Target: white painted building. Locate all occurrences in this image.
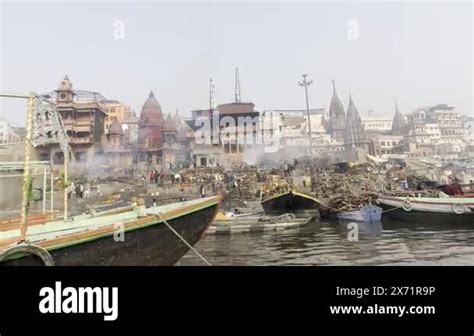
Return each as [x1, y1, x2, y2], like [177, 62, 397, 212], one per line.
[0, 117, 21, 144]
[407, 123, 441, 144]
[362, 118, 393, 133]
[372, 134, 404, 155]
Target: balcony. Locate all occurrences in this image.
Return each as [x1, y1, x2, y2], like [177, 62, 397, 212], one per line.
[70, 137, 92, 144]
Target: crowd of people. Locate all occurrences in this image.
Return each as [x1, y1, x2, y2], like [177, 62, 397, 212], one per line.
[67, 181, 91, 200]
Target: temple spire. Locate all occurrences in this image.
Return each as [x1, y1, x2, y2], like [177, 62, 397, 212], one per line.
[344, 95, 366, 145]
[326, 80, 346, 142]
[391, 101, 407, 135]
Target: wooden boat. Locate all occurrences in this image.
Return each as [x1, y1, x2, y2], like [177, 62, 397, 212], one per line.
[261, 190, 320, 218]
[210, 211, 310, 234]
[376, 195, 474, 224]
[438, 183, 474, 197]
[0, 196, 221, 266]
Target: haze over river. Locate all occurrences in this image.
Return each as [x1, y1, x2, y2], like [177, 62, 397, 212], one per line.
[179, 219, 474, 266]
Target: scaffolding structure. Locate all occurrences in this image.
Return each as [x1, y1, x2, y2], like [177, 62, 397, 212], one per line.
[0, 161, 54, 214]
[0, 93, 70, 242]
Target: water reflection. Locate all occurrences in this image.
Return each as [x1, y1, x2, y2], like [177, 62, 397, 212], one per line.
[179, 218, 474, 266]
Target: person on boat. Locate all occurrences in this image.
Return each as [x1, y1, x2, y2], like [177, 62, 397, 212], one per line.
[200, 184, 206, 198]
[397, 167, 408, 190]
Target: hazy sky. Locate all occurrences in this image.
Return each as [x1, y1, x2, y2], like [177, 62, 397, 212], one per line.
[0, 1, 472, 126]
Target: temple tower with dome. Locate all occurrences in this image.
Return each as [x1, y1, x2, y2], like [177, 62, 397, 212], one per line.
[138, 91, 164, 147]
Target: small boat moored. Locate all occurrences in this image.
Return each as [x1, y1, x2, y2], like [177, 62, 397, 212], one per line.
[209, 211, 310, 235]
[376, 195, 474, 224]
[335, 204, 383, 223]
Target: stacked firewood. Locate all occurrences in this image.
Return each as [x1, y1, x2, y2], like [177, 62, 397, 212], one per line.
[260, 175, 293, 199]
[230, 172, 261, 201]
[311, 172, 386, 198]
[325, 192, 379, 212]
[311, 172, 387, 212]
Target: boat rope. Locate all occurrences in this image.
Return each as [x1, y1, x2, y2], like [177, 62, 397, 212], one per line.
[381, 205, 403, 213]
[155, 212, 212, 266]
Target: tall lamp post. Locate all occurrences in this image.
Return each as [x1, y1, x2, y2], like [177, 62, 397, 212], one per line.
[298, 74, 313, 157]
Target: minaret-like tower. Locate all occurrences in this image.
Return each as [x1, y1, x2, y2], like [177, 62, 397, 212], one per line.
[56, 75, 75, 104]
[234, 67, 241, 103]
[209, 78, 216, 109]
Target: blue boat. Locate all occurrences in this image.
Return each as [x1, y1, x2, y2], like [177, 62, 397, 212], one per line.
[336, 204, 383, 223]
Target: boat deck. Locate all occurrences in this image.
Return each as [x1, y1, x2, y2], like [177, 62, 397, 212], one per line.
[0, 197, 219, 250]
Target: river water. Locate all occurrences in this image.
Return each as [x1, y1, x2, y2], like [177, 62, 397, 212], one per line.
[179, 219, 474, 266]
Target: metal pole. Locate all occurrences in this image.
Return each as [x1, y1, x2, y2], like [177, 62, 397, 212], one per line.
[42, 165, 46, 214]
[0, 93, 30, 99]
[299, 74, 313, 157]
[50, 170, 54, 213]
[19, 94, 35, 241]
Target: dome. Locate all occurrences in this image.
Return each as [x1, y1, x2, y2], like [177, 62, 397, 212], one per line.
[140, 91, 164, 126]
[109, 120, 124, 135]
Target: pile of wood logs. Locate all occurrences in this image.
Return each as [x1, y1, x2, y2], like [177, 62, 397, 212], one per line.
[311, 172, 386, 211]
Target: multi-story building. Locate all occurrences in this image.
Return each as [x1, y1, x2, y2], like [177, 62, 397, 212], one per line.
[260, 108, 327, 157]
[362, 118, 393, 134]
[429, 104, 464, 144]
[188, 100, 260, 167]
[372, 135, 404, 156]
[406, 123, 441, 144]
[99, 100, 132, 134]
[36, 75, 107, 166]
[0, 117, 21, 144]
[464, 117, 474, 144]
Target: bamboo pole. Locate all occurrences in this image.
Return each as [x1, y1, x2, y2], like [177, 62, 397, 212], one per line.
[42, 165, 46, 214]
[64, 149, 68, 220]
[50, 170, 54, 213]
[19, 94, 35, 241]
